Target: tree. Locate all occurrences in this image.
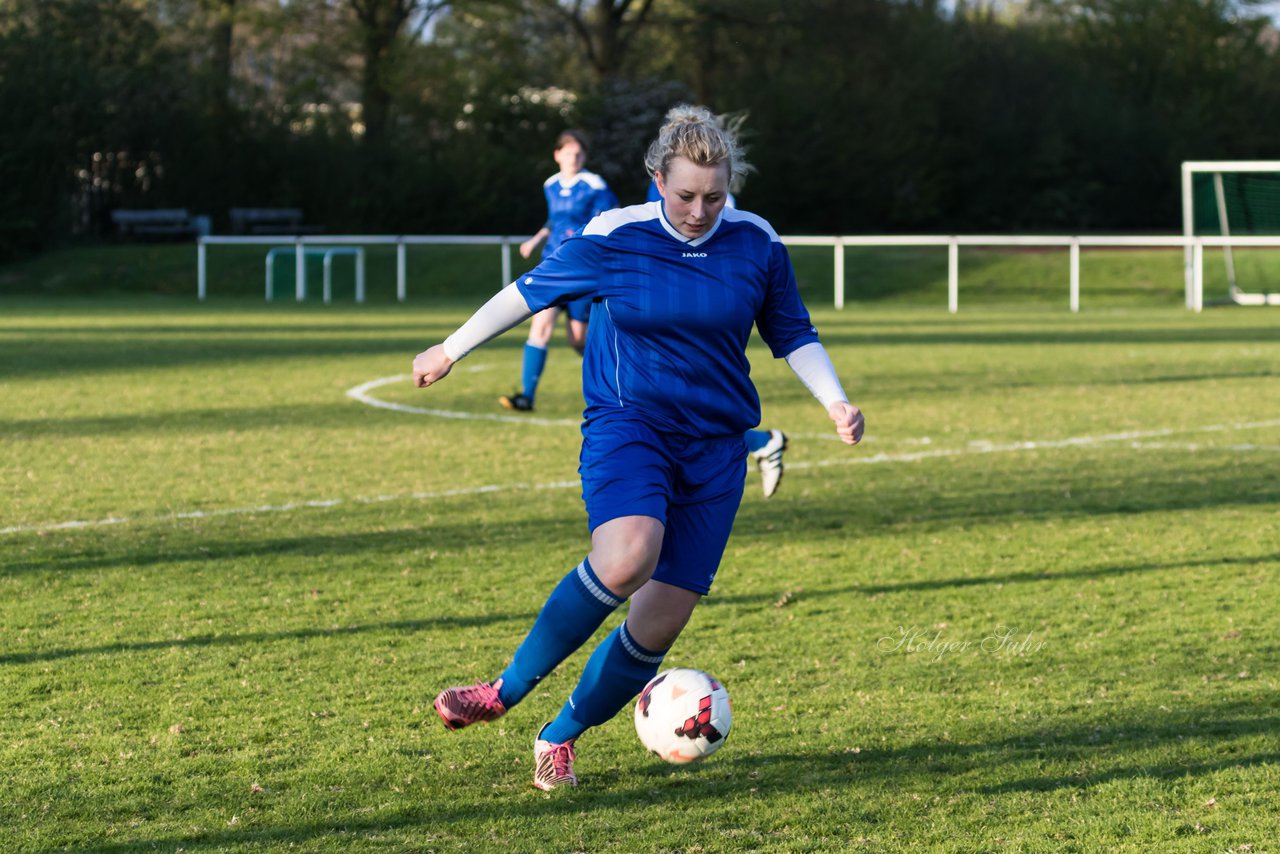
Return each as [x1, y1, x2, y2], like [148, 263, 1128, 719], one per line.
[204, 0, 237, 117]
[348, 0, 449, 144]
[0, 0, 206, 255]
[531, 0, 658, 81]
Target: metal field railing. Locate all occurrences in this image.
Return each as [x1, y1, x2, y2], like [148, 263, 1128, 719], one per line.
[198, 233, 1280, 311]
[198, 235, 519, 305]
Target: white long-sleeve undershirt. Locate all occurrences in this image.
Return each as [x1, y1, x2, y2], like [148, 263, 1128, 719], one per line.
[784, 341, 849, 410]
[441, 283, 534, 362]
[441, 285, 850, 412]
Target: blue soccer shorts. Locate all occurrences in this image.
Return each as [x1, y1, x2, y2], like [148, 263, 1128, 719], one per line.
[579, 416, 747, 595]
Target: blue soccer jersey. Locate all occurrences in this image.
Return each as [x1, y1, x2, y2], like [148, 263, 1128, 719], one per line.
[542, 170, 618, 256]
[515, 202, 819, 437]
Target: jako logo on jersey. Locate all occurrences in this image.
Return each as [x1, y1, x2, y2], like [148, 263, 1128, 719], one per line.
[682, 252, 708, 258]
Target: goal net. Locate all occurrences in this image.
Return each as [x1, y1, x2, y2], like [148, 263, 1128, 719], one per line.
[1182, 161, 1280, 306]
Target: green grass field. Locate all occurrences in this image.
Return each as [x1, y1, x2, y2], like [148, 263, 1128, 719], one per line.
[2, 258, 1279, 851]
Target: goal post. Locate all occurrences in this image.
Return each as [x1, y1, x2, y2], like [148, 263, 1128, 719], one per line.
[1181, 161, 1280, 306]
[196, 235, 519, 302]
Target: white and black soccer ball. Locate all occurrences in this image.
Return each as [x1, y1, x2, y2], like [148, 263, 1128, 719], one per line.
[634, 668, 732, 763]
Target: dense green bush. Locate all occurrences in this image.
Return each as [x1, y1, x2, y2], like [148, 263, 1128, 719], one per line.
[2, 0, 1278, 263]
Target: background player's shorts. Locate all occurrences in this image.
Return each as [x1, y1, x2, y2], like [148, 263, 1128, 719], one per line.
[565, 295, 593, 324]
[579, 416, 746, 595]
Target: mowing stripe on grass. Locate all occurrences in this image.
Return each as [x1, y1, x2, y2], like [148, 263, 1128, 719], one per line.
[3, 420, 1277, 537]
[0, 481, 580, 537]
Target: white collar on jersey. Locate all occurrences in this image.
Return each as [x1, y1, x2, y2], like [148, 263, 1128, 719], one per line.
[551, 170, 603, 189]
[655, 200, 724, 247]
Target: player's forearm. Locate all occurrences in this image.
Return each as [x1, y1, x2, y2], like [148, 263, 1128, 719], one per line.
[442, 284, 535, 361]
[784, 341, 849, 409]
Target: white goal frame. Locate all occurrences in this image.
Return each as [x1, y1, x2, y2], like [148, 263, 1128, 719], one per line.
[1181, 160, 1280, 306]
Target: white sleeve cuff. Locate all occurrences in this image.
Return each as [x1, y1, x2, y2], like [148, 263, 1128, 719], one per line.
[442, 284, 535, 362]
[784, 341, 849, 410]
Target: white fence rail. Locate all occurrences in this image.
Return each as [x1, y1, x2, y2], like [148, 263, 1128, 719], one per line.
[198, 235, 517, 305]
[198, 234, 1280, 312]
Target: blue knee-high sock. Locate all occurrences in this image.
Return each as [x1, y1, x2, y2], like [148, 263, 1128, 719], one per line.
[521, 343, 549, 402]
[540, 621, 667, 744]
[744, 428, 769, 454]
[496, 558, 622, 709]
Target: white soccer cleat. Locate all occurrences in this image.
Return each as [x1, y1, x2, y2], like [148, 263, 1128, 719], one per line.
[752, 429, 788, 499]
[533, 726, 578, 791]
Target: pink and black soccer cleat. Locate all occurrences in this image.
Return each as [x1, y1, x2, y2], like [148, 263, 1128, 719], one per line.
[433, 680, 507, 731]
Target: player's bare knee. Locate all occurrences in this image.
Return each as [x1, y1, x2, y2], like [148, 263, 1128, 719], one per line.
[630, 614, 686, 651]
[591, 547, 659, 595]
[589, 522, 663, 595]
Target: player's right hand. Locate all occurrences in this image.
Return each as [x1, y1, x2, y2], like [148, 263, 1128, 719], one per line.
[412, 345, 454, 388]
[828, 401, 865, 445]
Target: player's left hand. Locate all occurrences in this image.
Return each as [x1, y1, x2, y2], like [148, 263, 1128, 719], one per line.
[828, 401, 864, 445]
[412, 345, 454, 388]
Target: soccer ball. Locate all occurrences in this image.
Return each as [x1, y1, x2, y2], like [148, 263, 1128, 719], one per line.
[634, 668, 732, 763]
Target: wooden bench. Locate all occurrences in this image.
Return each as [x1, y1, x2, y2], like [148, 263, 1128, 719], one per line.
[111, 209, 200, 238]
[230, 207, 324, 235]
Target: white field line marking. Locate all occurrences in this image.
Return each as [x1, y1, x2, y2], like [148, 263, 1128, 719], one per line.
[784, 419, 1280, 471]
[346, 374, 578, 427]
[351, 375, 944, 443]
[5, 408, 1277, 537]
[788, 432, 934, 444]
[1126, 441, 1280, 453]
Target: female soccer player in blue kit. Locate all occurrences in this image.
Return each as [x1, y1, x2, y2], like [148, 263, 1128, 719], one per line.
[511, 130, 788, 496]
[648, 172, 792, 497]
[500, 130, 617, 413]
[412, 105, 864, 790]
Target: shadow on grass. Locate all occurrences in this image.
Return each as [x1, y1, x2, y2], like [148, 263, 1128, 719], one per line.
[0, 329, 524, 381]
[7, 451, 1278, 578]
[4, 402, 403, 440]
[4, 510, 587, 576]
[725, 459, 1280, 551]
[816, 324, 1280, 348]
[4, 309, 1278, 383]
[717, 697, 1280, 798]
[0, 613, 532, 667]
[4, 371, 1273, 444]
[0, 517, 580, 665]
[0, 396, 570, 440]
[885, 367, 1280, 396]
[705, 552, 1280, 607]
[33, 696, 1280, 853]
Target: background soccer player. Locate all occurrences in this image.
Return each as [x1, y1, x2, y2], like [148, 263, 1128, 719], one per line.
[412, 105, 863, 790]
[500, 130, 618, 413]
